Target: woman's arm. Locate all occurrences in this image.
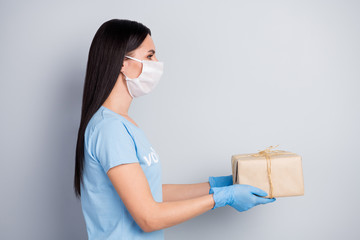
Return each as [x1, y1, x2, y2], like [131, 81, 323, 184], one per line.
[107, 163, 215, 233]
[162, 182, 210, 202]
[150, 192, 214, 232]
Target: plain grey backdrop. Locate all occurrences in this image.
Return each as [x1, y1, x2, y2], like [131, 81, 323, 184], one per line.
[1, 0, 359, 239]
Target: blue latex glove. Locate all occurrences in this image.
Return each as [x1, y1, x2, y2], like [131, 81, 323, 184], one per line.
[208, 174, 233, 194]
[209, 184, 276, 212]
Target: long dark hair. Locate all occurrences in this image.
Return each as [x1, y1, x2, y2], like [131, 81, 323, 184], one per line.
[74, 19, 151, 198]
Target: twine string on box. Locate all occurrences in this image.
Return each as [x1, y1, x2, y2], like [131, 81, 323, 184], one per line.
[250, 145, 289, 198]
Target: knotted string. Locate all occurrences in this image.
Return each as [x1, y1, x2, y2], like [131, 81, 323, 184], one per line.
[249, 145, 289, 198]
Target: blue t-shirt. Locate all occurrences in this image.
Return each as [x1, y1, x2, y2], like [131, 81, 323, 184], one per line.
[81, 105, 164, 240]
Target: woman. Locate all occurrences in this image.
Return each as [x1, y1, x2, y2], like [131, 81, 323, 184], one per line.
[74, 19, 276, 240]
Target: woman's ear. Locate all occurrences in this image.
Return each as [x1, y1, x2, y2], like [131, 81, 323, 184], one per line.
[120, 59, 128, 74]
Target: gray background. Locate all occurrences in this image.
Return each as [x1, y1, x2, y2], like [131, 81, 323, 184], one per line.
[1, 0, 359, 239]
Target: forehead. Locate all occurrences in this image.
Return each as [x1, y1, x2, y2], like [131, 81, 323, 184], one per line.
[137, 34, 155, 53]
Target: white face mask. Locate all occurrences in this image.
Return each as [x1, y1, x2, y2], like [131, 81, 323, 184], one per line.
[122, 55, 164, 98]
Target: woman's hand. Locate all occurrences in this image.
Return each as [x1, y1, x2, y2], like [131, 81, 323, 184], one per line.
[209, 184, 276, 212]
[208, 174, 233, 194]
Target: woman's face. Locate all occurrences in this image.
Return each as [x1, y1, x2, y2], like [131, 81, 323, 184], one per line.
[121, 34, 158, 79]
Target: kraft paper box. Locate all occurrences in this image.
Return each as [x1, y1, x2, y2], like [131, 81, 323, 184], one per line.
[231, 146, 304, 198]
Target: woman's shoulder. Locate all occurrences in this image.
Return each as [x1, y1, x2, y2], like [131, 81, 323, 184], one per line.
[85, 107, 130, 140]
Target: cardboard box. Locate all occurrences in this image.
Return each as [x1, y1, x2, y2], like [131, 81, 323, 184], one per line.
[231, 145, 304, 198]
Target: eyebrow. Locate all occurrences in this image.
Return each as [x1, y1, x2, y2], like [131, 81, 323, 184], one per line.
[148, 49, 155, 54]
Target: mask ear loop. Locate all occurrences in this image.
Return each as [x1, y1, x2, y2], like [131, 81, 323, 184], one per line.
[122, 55, 144, 80]
[124, 55, 143, 63]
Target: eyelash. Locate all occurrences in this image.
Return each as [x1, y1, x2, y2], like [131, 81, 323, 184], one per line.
[147, 55, 154, 59]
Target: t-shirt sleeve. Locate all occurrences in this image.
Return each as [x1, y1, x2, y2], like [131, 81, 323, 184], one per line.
[92, 118, 139, 173]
